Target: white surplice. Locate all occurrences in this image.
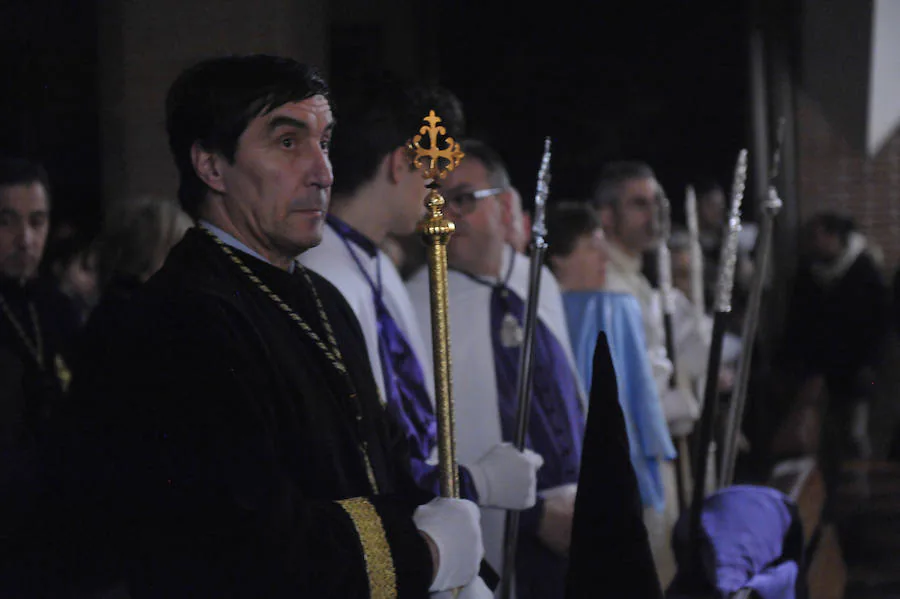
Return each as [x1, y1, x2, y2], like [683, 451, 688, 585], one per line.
[602, 241, 695, 587]
[299, 225, 436, 407]
[406, 245, 584, 575]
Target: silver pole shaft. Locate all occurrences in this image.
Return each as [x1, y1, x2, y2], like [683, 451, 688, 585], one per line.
[719, 189, 782, 488]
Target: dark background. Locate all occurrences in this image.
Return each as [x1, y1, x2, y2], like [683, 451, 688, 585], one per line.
[435, 1, 751, 221]
[1, 0, 101, 234]
[0, 0, 750, 231]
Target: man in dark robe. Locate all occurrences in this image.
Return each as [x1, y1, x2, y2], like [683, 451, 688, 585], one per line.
[0, 159, 80, 583]
[0, 158, 79, 443]
[48, 54, 486, 599]
[782, 212, 889, 493]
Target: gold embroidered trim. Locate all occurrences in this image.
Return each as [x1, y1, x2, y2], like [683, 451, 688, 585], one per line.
[338, 497, 397, 599]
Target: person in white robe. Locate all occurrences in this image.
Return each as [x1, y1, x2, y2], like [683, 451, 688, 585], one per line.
[544, 201, 676, 518]
[591, 161, 703, 588]
[298, 72, 542, 542]
[409, 140, 649, 599]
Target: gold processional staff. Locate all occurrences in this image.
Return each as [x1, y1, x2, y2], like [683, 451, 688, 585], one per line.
[407, 110, 465, 498]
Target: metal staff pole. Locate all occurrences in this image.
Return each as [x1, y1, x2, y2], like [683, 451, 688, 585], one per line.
[658, 189, 678, 391]
[718, 188, 782, 488]
[685, 185, 707, 324]
[499, 137, 552, 599]
[657, 190, 692, 512]
[719, 118, 786, 488]
[689, 149, 748, 542]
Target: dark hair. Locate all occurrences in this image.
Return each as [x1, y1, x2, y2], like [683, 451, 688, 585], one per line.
[0, 157, 51, 200]
[459, 138, 510, 188]
[41, 226, 95, 279]
[693, 177, 724, 199]
[591, 161, 656, 211]
[329, 69, 465, 198]
[165, 54, 330, 218]
[545, 200, 601, 262]
[807, 211, 855, 244]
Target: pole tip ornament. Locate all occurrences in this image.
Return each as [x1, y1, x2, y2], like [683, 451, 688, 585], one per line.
[714, 148, 748, 313]
[407, 110, 465, 242]
[407, 110, 465, 182]
[685, 185, 699, 234]
[658, 189, 672, 243]
[764, 186, 784, 217]
[531, 137, 553, 244]
[657, 189, 675, 314]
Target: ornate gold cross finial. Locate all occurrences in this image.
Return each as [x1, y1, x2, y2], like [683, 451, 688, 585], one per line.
[408, 110, 464, 181]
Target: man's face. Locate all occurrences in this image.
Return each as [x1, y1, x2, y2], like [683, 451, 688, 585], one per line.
[215, 95, 335, 258]
[808, 225, 842, 262]
[58, 248, 100, 307]
[0, 182, 50, 281]
[551, 228, 608, 291]
[699, 187, 726, 230]
[604, 177, 660, 254]
[443, 158, 507, 274]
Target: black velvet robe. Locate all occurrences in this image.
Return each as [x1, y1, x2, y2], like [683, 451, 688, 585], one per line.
[782, 251, 889, 402]
[53, 228, 435, 598]
[0, 275, 78, 559]
[565, 332, 662, 599]
[0, 275, 79, 443]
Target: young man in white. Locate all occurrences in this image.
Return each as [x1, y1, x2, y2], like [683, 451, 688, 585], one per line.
[298, 73, 542, 551]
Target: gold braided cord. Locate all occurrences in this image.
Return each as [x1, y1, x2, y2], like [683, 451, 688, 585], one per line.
[203, 229, 347, 373]
[337, 497, 398, 599]
[0, 293, 44, 369]
[202, 228, 379, 494]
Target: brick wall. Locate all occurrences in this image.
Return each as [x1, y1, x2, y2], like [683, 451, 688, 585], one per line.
[796, 87, 900, 456]
[797, 88, 900, 276]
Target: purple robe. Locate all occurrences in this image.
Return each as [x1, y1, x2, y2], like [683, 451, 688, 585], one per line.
[456, 250, 585, 599]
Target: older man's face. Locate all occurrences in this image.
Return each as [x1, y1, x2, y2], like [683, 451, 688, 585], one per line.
[605, 177, 660, 254]
[211, 95, 335, 259]
[443, 158, 508, 275]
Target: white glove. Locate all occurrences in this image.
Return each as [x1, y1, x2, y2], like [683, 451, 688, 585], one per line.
[413, 497, 483, 592]
[466, 442, 544, 510]
[648, 345, 674, 394]
[661, 388, 699, 437]
[431, 576, 493, 599]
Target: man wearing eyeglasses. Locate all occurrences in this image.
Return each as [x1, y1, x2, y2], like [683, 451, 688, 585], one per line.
[407, 139, 595, 599]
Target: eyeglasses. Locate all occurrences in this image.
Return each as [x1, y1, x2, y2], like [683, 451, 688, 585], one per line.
[444, 187, 505, 215]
